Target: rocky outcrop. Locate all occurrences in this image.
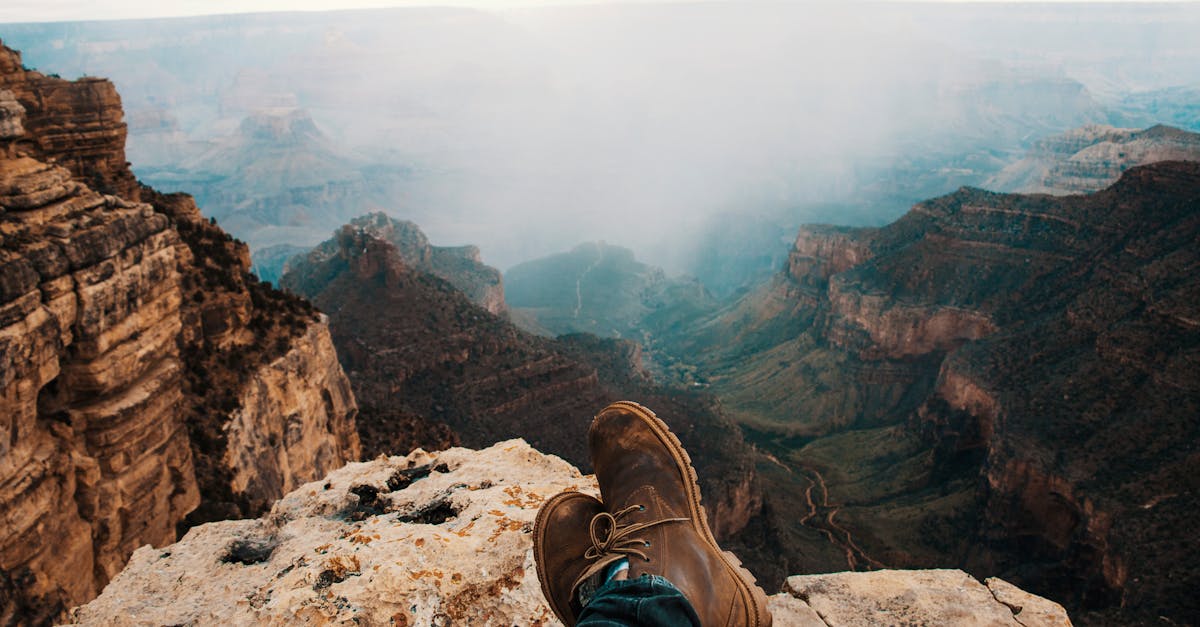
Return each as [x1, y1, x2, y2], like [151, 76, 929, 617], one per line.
[0, 41, 362, 622]
[319, 212, 506, 315]
[779, 570, 1071, 627]
[0, 89, 24, 140]
[0, 44, 137, 198]
[988, 124, 1200, 194]
[222, 319, 361, 515]
[787, 225, 874, 287]
[67, 441, 1070, 627]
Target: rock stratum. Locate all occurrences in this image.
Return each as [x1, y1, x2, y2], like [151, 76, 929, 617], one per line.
[988, 124, 1200, 194]
[675, 161, 1200, 624]
[0, 41, 361, 624]
[67, 440, 1071, 627]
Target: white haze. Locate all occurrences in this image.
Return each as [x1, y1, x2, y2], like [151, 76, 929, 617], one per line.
[3, 3, 1199, 273]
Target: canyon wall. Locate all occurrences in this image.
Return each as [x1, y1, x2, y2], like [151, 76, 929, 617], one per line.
[988, 123, 1200, 194]
[0, 41, 361, 622]
[0, 151, 198, 620]
[694, 163, 1200, 623]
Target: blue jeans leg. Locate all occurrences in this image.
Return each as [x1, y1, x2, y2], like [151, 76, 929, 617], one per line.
[576, 574, 702, 626]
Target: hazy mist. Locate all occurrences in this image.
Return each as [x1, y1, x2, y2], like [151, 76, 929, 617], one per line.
[3, 3, 1198, 277]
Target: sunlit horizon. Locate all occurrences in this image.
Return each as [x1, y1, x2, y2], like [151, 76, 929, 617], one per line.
[1, 0, 1191, 26]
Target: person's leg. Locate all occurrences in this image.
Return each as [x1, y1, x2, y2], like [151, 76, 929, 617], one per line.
[586, 401, 772, 626]
[533, 401, 772, 627]
[576, 571, 701, 627]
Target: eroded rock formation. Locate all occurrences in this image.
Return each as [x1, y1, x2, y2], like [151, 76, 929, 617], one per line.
[989, 123, 1200, 194]
[668, 162, 1200, 623]
[282, 223, 761, 541]
[66, 440, 1070, 627]
[309, 212, 506, 315]
[0, 155, 198, 620]
[0, 40, 361, 622]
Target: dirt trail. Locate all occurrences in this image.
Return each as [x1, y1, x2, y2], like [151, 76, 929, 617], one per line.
[797, 466, 885, 571]
[573, 245, 604, 319]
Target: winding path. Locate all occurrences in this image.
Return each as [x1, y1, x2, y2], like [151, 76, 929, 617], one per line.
[796, 465, 885, 571]
[573, 245, 604, 319]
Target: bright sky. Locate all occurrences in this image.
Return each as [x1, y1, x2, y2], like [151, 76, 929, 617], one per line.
[0, 0, 1185, 25]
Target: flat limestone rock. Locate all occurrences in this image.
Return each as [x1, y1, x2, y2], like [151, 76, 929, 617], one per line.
[781, 569, 1072, 627]
[69, 441, 1071, 626]
[986, 576, 1074, 627]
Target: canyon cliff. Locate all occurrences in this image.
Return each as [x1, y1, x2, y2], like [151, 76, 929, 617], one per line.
[281, 221, 762, 543]
[67, 439, 1072, 627]
[677, 162, 1200, 624]
[988, 124, 1200, 194]
[0, 42, 360, 624]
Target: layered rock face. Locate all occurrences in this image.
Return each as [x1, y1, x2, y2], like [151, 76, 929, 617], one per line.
[222, 319, 360, 515]
[0, 41, 361, 622]
[0, 153, 199, 621]
[67, 440, 1070, 627]
[988, 123, 1200, 194]
[683, 162, 1200, 623]
[281, 224, 761, 541]
[0, 45, 137, 198]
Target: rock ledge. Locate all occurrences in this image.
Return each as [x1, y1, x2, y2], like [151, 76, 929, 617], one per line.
[68, 440, 1070, 626]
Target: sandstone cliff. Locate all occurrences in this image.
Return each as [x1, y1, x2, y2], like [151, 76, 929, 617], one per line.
[674, 162, 1200, 624]
[67, 440, 1070, 626]
[1, 143, 199, 623]
[0, 41, 361, 623]
[988, 124, 1200, 194]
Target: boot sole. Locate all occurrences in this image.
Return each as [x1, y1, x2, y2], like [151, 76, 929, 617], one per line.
[533, 490, 597, 626]
[601, 400, 773, 627]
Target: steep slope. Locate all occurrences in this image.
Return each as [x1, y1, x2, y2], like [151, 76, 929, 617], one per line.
[68, 440, 1072, 627]
[0, 42, 361, 623]
[672, 162, 1200, 623]
[988, 124, 1200, 194]
[281, 224, 761, 542]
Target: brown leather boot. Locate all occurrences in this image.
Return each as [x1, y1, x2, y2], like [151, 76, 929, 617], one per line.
[587, 400, 773, 627]
[533, 491, 624, 626]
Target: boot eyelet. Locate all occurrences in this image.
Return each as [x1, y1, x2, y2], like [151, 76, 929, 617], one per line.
[645, 541, 651, 547]
[637, 505, 645, 511]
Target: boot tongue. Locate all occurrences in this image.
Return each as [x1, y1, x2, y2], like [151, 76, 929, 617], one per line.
[570, 554, 625, 611]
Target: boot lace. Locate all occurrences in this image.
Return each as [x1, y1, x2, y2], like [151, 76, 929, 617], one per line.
[584, 504, 687, 563]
